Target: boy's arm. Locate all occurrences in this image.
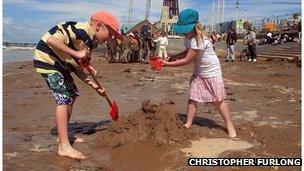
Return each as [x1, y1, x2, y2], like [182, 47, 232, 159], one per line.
[47, 36, 90, 59]
[73, 69, 106, 96]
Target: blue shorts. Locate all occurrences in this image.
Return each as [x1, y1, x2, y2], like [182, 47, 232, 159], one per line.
[41, 72, 79, 105]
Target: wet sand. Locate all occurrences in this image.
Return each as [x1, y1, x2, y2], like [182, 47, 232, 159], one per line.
[3, 42, 301, 170]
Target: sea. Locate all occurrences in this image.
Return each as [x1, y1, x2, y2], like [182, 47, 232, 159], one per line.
[3, 47, 35, 63]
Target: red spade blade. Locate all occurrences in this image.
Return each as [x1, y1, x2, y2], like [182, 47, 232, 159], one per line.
[109, 101, 119, 121]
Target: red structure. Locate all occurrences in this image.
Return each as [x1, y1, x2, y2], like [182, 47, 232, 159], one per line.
[163, 0, 179, 18]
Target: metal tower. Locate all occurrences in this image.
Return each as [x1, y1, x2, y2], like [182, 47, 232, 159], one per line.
[145, 0, 151, 20]
[128, 0, 133, 24]
[163, 0, 179, 18]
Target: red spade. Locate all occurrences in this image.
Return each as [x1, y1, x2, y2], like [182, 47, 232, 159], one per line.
[74, 57, 119, 121]
[87, 67, 119, 121]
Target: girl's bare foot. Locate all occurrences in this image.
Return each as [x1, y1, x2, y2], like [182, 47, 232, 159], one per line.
[227, 124, 237, 138]
[58, 145, 86, 160]
[57, 137, 85, 143]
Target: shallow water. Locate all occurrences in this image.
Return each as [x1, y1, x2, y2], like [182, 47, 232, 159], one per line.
[3, 49, 34, 63]
[181, 138, 253, 157]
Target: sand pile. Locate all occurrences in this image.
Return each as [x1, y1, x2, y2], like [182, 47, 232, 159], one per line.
[94, 100, 197, 147]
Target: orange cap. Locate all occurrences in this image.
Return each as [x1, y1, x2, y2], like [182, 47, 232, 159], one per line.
[91, 11, 123, 41]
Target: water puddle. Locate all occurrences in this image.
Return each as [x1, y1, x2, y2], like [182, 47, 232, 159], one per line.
[232, 110, 258, 121]
[90, 143, 169, 170]
[256, 120, 294, 127]
[181, 138, 253, 157]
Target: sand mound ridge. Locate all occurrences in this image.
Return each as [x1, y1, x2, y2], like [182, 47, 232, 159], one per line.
[95, 100, 198, 147]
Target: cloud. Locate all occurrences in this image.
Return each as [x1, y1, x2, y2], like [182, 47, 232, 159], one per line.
[4, 17, 13, 25]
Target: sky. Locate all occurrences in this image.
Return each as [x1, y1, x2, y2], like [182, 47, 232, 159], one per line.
[3, 0, 302, 43]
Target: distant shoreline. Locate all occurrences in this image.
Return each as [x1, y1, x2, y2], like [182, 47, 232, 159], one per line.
[3, 46, 35, 50]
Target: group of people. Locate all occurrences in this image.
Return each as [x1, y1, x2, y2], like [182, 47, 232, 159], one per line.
[124, 27, 170, 63]
[33, 9, 237, 160]
[262, 31, 295, 45]
[211, 28, 257, 62]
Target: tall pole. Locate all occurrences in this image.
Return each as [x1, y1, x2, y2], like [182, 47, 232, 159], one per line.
[212, 0, 215, 30]
[217, 0, 220, 32]
[145, 0, 151, 21]
[217, 0, 220, 23]
[128, 0, 133, 24]
[235, 0, 239, 21]
[222, 0, 225, 22]
[235, 0, 239, 32]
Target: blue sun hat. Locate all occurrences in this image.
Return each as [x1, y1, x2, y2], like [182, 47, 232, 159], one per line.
[173, 9, 199, 34]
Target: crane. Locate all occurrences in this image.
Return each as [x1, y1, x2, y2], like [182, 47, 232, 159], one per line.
[145, 0, 151, 21]
[272, 1, 301, 5]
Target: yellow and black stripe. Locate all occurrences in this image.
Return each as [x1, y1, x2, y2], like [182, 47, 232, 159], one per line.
[34, 21, 95, 74]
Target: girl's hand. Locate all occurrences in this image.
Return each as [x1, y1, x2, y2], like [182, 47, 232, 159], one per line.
[161, 59, 170, 66]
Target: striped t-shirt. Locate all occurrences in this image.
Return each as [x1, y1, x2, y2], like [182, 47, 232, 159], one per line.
[34, 21, 96, 73]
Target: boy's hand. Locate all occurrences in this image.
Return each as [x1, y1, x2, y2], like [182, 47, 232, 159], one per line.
[76, 48, 91, 59]
[79, 58, 91, 68]
[96, 87, 107, 97]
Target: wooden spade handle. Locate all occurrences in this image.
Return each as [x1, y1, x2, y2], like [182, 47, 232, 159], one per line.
[86, 66, 112, 106]
[72, 56, 112, 106]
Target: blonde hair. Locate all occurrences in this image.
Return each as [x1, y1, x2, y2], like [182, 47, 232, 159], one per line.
[193, 23, 211, 47]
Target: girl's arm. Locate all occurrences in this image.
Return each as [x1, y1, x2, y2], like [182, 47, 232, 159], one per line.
[169, 49, 188, 61]
[162, 49, 199, 67]
[74, 69, 106, 96]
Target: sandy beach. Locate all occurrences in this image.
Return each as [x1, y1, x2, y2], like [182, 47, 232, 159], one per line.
[3, 42, 301, 170]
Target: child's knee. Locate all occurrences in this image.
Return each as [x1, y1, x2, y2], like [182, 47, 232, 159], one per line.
[70, 97, 77, 105]
[213, 101, 226, 108]
[188, 99, 198, 105]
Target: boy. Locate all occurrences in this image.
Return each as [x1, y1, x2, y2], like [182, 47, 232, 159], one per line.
[33, 11, 123, 160]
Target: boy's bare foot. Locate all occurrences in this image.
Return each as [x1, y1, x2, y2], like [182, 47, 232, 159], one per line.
[184, 123, 191, 129]
[57, 137, 85, 143]
[58, 145, 86, 160]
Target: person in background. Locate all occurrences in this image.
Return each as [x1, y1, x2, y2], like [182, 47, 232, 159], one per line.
[154, 31, 169, 60]
[266, 32, 273, 44]
[128, 32, 140, 63]
[210, 30, 217, 50]
[298, 21, 301, 43]
[245, 28, 257, 62]
[225, 28, 237, 62]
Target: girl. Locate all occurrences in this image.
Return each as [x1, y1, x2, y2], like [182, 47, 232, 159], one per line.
[161, 9, 236, 138]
